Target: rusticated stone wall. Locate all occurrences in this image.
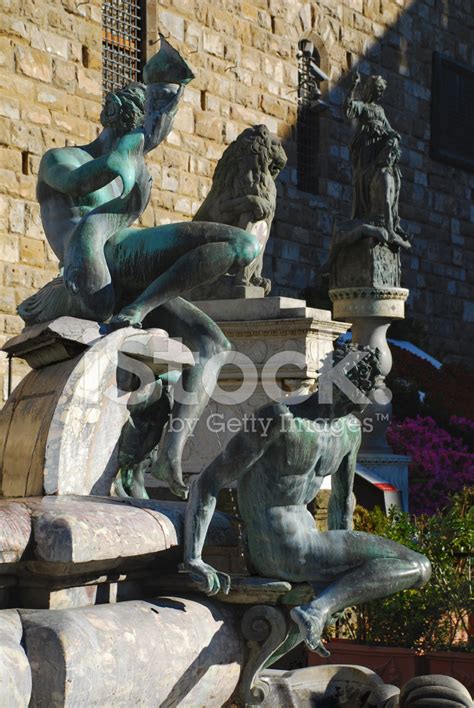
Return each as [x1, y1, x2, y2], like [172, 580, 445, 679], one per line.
[0, 0, 103, 395]
[0, 0, 473, 401]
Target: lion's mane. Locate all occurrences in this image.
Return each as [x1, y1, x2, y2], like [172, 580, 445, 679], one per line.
[193, 124, 287, 224]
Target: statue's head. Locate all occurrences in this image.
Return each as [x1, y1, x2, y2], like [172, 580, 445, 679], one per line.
[248, 125, 287, 178]
[363, 75, 387, 102]
[100, 82, 146, 134]
[377, 135, 401, 167]
[214, 124, 287, 194]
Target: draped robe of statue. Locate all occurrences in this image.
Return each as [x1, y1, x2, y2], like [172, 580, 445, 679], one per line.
[345, 91, 401, 221]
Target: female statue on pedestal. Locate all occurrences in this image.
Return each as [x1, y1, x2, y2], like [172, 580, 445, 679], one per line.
[345, 72, 401, 221]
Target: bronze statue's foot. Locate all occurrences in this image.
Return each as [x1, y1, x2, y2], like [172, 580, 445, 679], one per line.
[109, 306, 143, 330]
[152, 451, 189, 499]
[115, 468, 149, 499]
[290, 605, 330, 657]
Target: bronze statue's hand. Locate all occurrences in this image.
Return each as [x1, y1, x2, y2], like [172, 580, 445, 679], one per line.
[180, 559, 231, 596]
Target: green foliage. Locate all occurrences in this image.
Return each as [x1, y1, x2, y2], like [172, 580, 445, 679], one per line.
[330, 489, 473, 652]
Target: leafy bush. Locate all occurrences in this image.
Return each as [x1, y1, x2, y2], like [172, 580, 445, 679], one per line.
[330, 490, 473, 652]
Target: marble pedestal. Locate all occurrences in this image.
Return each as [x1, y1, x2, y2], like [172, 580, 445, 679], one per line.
[155, 298, 348, 481]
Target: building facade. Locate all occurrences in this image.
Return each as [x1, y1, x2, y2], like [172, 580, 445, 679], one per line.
[0, 0, 473, 400]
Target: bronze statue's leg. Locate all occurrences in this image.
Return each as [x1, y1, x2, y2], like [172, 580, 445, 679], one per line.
[290, 531, 431, 654]
[143, 297, 233, 498]
[107, 222, 260, 328]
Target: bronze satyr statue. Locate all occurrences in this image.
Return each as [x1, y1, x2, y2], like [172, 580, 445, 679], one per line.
[181, 346, 431, 655]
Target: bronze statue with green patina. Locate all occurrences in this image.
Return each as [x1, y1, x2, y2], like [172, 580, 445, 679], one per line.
[18, 37, 262, 497]
[182, 346, 431, 655]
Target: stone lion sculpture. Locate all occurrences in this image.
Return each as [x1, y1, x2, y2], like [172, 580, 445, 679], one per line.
[189, 124, 287, 299]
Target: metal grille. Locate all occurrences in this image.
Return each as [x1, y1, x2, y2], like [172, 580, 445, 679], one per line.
[297, 45, 321, 194]
[102, 0, 143, 94]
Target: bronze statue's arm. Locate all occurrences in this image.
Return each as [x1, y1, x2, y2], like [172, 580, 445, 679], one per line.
[143, 85, 184, 155]
[181, 403, 290, 594]
[327, 437, 359, 530]
[344, 71, 364, 119]
[39, 147, 136, 198]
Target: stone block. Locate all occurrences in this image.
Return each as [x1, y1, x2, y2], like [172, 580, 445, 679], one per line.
[27, 495, 236, 565]
[330, 236, 402, 290]
[20, 237, 45, 266]
[9, 199, 25, 233]
[0, 609, 32, 707]
[194, 296, 333, 323]
[0, 501, 31, 562]
[195, 113, 224, 141]
[0, 96, 19, 120]
[202, 31, 224, 57]
[0, 168, 18, 197]
[76, 66, 101, 97]
[52, 58, 77, 91]
[20, 597, 244, 707]
[158, 10, 185, 41]
[19, 585, 99, 610]
[15, 46, 53, 83]
[0, 287, 16, 314]
[30, 27, 69, 59]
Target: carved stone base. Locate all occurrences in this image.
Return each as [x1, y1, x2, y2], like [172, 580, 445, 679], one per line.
[0, 318, 193, 497]
[330, 236, 401, 290]
[259, 665, 399, 707]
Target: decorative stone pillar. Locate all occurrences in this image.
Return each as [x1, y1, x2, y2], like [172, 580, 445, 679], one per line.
[330, 285, 409, 419]
[330, 286, 411, 510]
[325, 71, 415, 509]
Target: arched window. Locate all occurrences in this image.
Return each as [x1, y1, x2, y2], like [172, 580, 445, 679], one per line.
[297, 38, 329, 194]
[102, 0, 145, 94]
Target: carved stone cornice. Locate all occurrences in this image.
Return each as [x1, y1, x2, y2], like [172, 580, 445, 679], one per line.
[329, 287, 409, 302]
[329, 287, 409, 320]
[220, 317, 349, 341]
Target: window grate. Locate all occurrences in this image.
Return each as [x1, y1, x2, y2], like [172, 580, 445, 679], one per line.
[102, 0, 144, 94]
[297, 43, 322, 194]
